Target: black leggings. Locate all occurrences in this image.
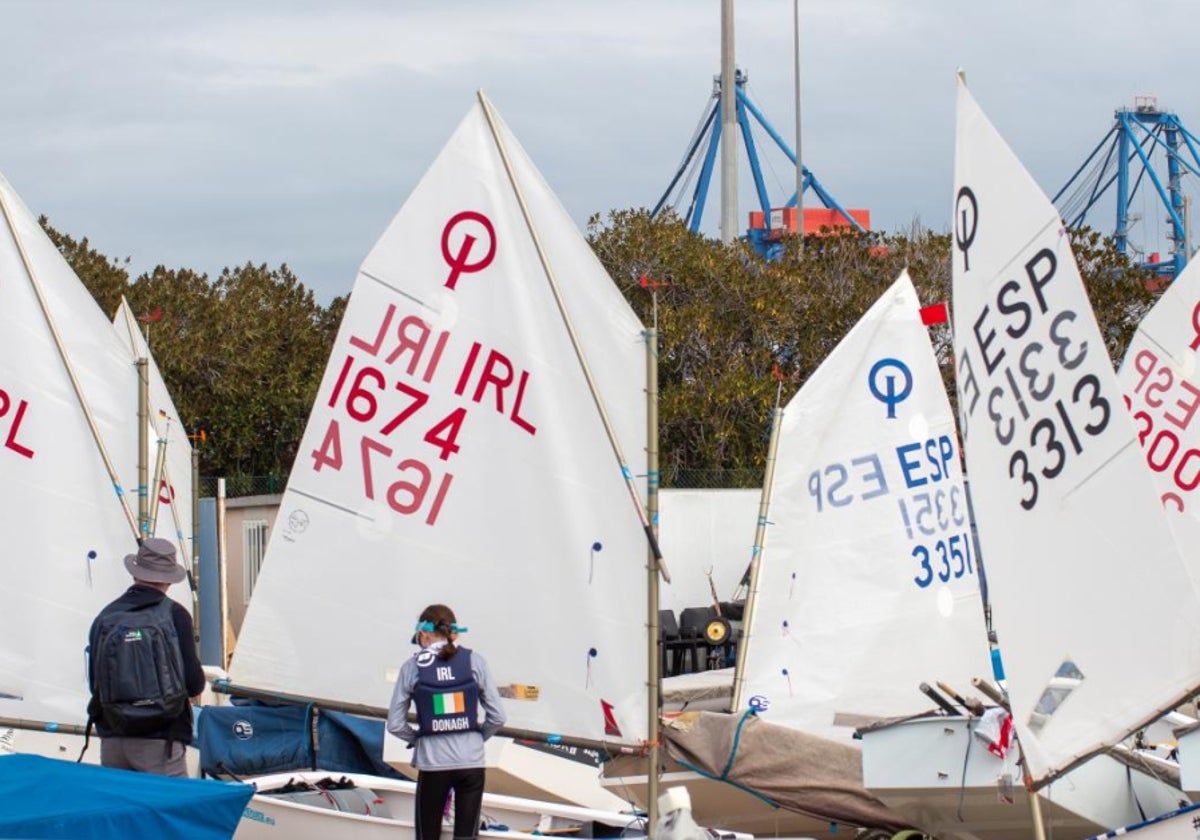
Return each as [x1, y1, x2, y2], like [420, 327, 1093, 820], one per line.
[414, 767, 486, 840]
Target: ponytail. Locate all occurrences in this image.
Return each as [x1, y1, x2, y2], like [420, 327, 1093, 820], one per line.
[417, 604, 463, 660]
[436, 618, 457, 660]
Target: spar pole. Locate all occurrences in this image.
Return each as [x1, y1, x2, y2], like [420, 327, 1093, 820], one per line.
[729, 382, 784, 712]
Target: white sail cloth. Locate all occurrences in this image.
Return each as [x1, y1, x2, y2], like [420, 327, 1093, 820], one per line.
[1117, 257, 1200, 568]
[0, 173, 144, 726]
[950, 77, 1200, 784]
[231, 96, 650, 747]
[736, 271, 992, 741]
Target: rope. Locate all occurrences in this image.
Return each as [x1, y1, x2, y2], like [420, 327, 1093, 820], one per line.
[956, 718, 974, 822]
[720, 708, 757, 780]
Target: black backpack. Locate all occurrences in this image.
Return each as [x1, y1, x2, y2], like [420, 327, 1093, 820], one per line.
[92, 597, 188, 736]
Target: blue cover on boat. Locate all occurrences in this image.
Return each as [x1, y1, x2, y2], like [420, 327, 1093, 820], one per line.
[0, 753, 252, 840]
[197, 703, 314, 777]
[317, 710, 407, 779]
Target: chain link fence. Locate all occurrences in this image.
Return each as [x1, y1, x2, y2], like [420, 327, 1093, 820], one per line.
[199, 469, 763, 498]
[197, 475, 288, 499]
[661, 467, 763, 489]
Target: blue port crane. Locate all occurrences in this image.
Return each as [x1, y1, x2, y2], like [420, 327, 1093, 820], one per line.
[652, 69, 864, 256]
[1054, 96, 1200, 278]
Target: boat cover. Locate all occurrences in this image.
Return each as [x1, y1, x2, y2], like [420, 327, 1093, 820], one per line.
[198, 702, 405, 780]
[661, 710, 911, 832]
[0, 753, 252, 840]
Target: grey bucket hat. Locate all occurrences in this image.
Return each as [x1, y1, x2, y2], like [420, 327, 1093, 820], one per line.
[123, 537, 187, 584]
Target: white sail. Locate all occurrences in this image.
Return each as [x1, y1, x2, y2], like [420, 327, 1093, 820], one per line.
[231, 96, 650, 746]
[950, 77, 1200, 783]
[112, 298, 195, 562]
[0, 172, 142, 727]
[1117, 258, 1200, 559]
[736, 271, 991, 740]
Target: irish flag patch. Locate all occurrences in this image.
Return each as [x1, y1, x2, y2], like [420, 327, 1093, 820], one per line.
[433, 692, 465, 715]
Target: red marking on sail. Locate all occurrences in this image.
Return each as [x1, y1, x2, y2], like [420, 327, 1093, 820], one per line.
[600, 700, 622, 737]
[920, 302, 949, 326]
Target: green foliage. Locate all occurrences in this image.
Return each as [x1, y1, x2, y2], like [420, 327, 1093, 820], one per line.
[40, 217, 132, 314]
[588, 211, 1160, 486]
[41, 218, 339, 478]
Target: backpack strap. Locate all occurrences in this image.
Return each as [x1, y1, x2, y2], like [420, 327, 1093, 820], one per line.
[77, 715, 94, 763]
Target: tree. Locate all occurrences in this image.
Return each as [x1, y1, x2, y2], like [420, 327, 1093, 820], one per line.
[41, 217, 339, 478]
[588, 210, 1160, 486]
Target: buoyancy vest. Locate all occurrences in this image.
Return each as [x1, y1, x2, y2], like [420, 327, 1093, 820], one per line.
[413, 646, 482, 737]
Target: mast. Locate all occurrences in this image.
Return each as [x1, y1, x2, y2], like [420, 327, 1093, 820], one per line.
[720, 0, 737, 244]
[137, 357, 150, 536]
[645, 295, 661, 834]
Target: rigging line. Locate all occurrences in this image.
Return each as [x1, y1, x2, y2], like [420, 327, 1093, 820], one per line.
[477, 89, 670, 582]
[956, 717, 974, 822]
[0, 189, 140, 541]
[742, 81, 789, 201]
[1059, 150, 1113, 224]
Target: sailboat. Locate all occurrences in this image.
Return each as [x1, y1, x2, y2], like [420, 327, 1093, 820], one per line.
[605, 272, 990, 837]
[858, 76, 1199, 840]
[222, 91, 669, 836]
[0, 170, 176, 761]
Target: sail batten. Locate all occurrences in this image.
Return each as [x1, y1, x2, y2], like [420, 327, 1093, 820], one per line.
[231, 100, 650, 747]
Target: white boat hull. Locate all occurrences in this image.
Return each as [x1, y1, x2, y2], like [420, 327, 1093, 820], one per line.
[384, 735, 629, 812]
[861, 717, 1188, 840]
[1177, 726, 1200, 797]
[1085, 802, 1200, 840]
[602, 753, 859, 839]
[237, 770, 647, 840]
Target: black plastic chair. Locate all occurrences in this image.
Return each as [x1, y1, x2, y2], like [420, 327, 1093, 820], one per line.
[677, 606, 718, 672]
[659, 609, 686, 677]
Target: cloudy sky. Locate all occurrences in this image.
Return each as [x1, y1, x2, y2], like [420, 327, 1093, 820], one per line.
[1, 1, 1196, 303]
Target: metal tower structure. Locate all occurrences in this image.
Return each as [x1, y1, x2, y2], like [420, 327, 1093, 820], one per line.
[652, 69, 864, 257]
[1054, 96, 1200, 277]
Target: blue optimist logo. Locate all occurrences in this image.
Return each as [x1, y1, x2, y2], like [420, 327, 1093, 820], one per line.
[868, 358, 913, 419]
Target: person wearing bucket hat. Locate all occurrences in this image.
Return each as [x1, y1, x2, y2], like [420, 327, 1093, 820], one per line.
[387, 604, 506, 840]
[85, 538, 206, 776]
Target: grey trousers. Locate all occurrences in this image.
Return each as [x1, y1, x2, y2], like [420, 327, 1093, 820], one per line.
[100, 737, 188, 777]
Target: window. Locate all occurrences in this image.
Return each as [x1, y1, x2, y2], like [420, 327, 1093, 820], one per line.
[243, 519, 270, 603]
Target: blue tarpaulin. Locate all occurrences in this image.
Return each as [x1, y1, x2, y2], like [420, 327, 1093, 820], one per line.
[0, 753, 253, 840]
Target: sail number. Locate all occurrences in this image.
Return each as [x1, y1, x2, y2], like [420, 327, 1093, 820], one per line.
[310, 354, 461, 527]
[956, 247, 1111, 511]
[912, 532, 974, 589]
[309, 303, 539, 527]
[0, 386, 35, 460]
[1124, 348, 1200, 512]
[807, 434, 977, 588]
